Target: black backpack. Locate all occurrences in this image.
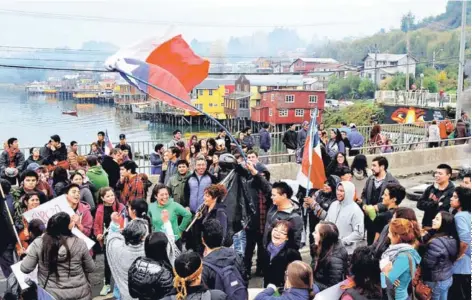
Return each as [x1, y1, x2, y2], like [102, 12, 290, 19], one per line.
[202, 261, 248, 300]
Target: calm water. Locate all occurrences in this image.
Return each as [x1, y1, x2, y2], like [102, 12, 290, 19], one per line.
[0, 91, 216, 148]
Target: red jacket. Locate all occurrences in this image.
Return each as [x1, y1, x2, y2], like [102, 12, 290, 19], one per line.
[94, 202, 126, 242]
[74, 202, 93, 237]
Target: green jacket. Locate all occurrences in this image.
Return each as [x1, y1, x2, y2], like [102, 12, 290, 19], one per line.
[86, 165, 109, 191]
[167, 171, 191, 205]
[148, 198, 192, 241]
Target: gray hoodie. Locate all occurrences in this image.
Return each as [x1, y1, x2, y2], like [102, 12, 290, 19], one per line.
[325, 181, 365, 254]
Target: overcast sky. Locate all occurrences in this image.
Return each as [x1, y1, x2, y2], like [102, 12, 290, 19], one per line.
[0, 0, 449, 49]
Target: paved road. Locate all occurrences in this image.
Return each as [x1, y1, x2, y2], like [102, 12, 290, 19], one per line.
[0, 174, 441, 299]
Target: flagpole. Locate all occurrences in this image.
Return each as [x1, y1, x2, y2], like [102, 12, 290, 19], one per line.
[122, 72, 247, 160]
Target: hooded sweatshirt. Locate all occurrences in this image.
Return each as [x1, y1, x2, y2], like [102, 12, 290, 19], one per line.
[202, 247, 247, 289]
[148, 198, 192, 241]
[86, 165, 109, 191]
[325, 181, 364, 254]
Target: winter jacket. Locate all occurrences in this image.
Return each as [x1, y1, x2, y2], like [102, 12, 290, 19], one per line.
[361, 172, 399, 206]
[20, 235, 96, 300]
[428, 124, 441, 142]
[128, 257, 173, 300]
[24, 155, 44, 170]
[67, 151, 79, 171]
[148, 198, 192, 241]
[115, 143, 133, 160]
[94, 202, 126, 245]
[168, 171, 191, 205]
[150, 152, 163, 175]
[73, 202, 93, 237]
[370, 224, 390, 259]
[101, 155, 120, 188]
[161, 285, 227, 300]
[43, 143, 68, 164]
[241, 169, 272, 233]
[202, 247, 247, 289]
[53, 181, 69, 197]
[313, 240, 348, 291]
[183, 171, 217, 212]
[327, 139, 345, 158]
[255, 286, 316, 300]
[259, 128, 271, 151]
[282, 130, 298, 150]
[421, 235, 458, 282]
[263, 204, 303, 249]
[297, 128, 308, 149]
[347, 129, 365, 149]
[107, 224, 145, 300]
[0, 150, 25, 175]
[0, 193, 17, 254]
[417, 182, 455, 227]
[325, 181, 364, 254]
[163, 160, 178, 185]
[242, 134, 255, 150]
[79, 185, 95, 211]
[86, 165, 109, 191]
[263, 243, 301, 288]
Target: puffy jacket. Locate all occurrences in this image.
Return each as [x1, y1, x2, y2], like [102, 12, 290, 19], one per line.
[0, 150, 25, 174]
[128, 257, 173, 300]
[161, 285, 227, 300]
[313, 240, 348, 291]
[417, 182, 455, 227]
[86, 165, 109, 191]
[202, 247, 247, 289]
[183, 171, 217, 212]
[263, 244, 301, 288]
[421, 235, 458, 282]
[20, 236, 96, 300]
[24, 155, 45, 170]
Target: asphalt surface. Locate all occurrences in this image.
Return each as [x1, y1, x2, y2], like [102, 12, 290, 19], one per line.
[0, 174, 441, 299]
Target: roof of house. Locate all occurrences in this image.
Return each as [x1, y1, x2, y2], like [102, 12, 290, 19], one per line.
[363, 53, 419, 62]
[195, 77, 236, 89]
[244, 75, 304, 86]
[295, 58, 339, 64]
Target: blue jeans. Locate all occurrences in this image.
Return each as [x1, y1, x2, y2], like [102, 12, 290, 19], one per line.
[232, 230, 247, 257]
[425, 277, 453, 300]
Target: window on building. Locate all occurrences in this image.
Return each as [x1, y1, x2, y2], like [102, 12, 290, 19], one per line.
[209, 90, 213, 96]
[269, 108, 273, 116]
[196, 104, 203, 110]
[198, 90, 203, 96]
[285, 95, 295, 103]
[309, 95, 318, 103]
[295, 109, 304, 117]
[263, 93, 267, 101]
[279, 109, 288, 117]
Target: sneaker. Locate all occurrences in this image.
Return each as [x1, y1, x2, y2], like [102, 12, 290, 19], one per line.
[100, 284, 111, 296]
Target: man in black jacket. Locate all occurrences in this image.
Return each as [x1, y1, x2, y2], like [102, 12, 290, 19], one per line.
[43, 135, 68, 165]
[417, 163, 455, 229]
[115, 134, 133, 160]
[282, 124, 298, 156]
[202, 219, 247, 289]
[101, 148, 122, 189]
[0, 179, 16, 278]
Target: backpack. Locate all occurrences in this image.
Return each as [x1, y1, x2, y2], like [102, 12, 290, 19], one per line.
[202, 261, 248, 300]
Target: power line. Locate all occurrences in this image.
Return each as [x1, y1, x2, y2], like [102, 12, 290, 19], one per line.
[0, 9, 357, 28]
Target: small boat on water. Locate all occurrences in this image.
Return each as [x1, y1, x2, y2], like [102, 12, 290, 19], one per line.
[62, 110, 78, 117]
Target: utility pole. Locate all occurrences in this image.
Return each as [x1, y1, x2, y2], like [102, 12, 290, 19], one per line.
[374, 44, 378, 89]
[405, 23, 410, 91]
[456, 0, 467, 121]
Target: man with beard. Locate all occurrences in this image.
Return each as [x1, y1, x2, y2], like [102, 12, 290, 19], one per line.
[360, 156, 398, 245]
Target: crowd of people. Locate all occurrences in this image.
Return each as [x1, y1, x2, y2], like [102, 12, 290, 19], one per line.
[0, 121, 470, 300]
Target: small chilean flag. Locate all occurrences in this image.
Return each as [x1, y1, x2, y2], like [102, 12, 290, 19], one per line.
[104, 130, 114, 155]
[296, 110, 326, 190]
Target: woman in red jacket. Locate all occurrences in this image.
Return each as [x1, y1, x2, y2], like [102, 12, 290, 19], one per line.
[65, 183, 93, 237]
[94, 187, 126, 296]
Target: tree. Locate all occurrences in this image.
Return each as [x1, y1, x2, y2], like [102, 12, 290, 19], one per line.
[323, 102, 384, 128]
[358, 79, 376, 98]
[423, 78, 439, 92]
[437, 71, 448, 84]
[401, 11, 416, 32]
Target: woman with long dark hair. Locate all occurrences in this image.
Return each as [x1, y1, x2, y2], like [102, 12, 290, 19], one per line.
[449, 186, 471, 300]
[326, 129, 345, 158]
[94, 187, 126, 296]
[311, 221, 348, 291]
[368, 124, 384, 154]
[128, 199, 151, 228]
[340, 246, 382, 300]
[52, 166, 69, 196]
[420, 211, 459, 300]
[263, 220, 301, 288]
[326, 152, 349, 177]
[20, 212, 96, 300]
[187, 142, 201, 171]
[129, 232, 175, 300]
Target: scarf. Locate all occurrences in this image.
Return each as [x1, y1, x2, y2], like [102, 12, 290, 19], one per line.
[7, 148, 19, 168]
[267, 241, 286, 260]
[381, 243, 414, 262]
